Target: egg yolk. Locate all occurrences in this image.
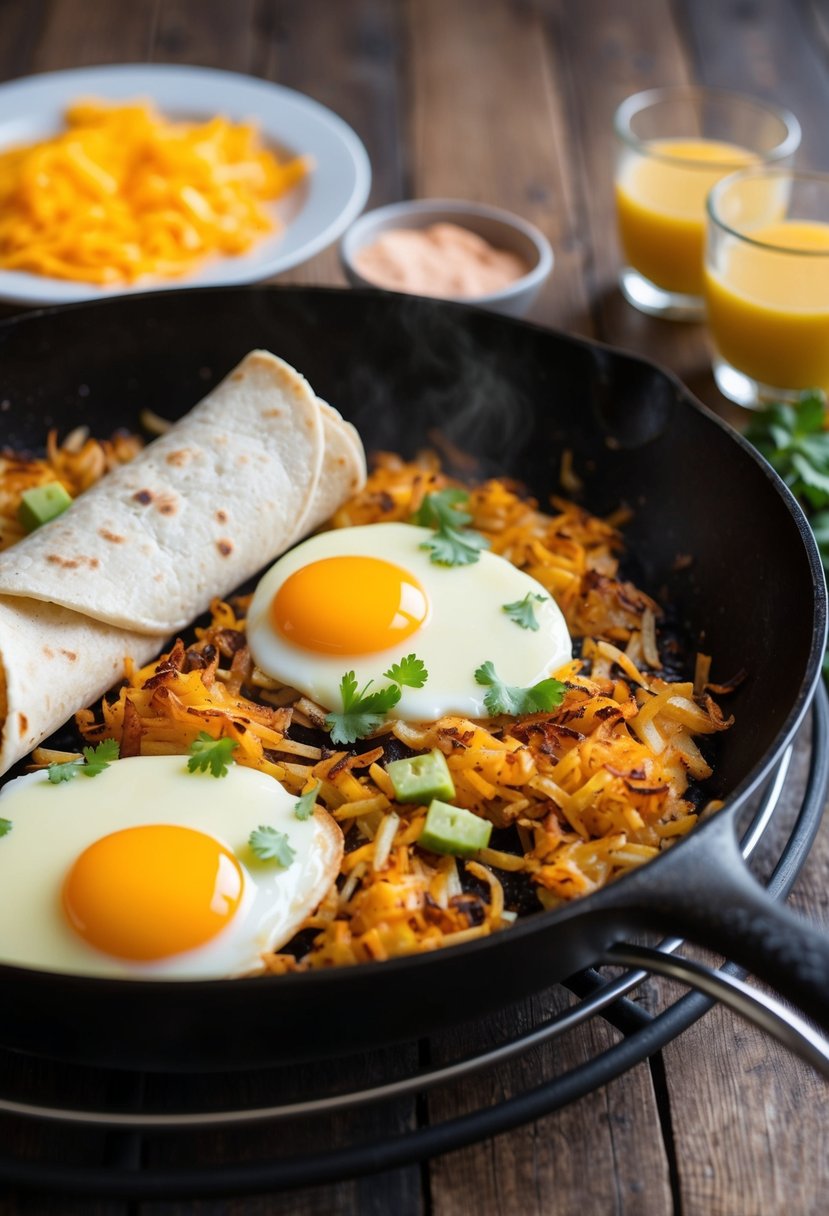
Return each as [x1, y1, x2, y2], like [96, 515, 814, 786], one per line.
[62, 825, 244, 962]
[270, 556, 429, 655]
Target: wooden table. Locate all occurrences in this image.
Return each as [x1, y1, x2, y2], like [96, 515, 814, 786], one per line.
[1, 1, 828, 1212]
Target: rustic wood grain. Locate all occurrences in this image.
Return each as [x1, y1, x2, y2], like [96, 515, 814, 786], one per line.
[0, 0, 827, 1213]
[152, 0, 258, 72]
[407, 0, 591, 334]
[27, 0, 159, 71]
[255, 0, 406, 287]
[426, 990, 673, 1216]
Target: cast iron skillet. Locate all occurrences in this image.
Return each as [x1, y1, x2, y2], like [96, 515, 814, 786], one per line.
[0, 285, 826, 1072]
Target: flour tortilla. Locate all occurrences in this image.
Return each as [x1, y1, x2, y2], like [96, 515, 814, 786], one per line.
[0, 351, 339, 634]
[0, 351, 366, 774]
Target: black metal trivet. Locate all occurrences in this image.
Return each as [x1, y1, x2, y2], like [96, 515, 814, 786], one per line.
[1, 684, 827, 1201]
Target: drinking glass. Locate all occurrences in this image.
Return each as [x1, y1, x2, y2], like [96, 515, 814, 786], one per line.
[705, 168, 829, 408]
[614, 87, 800, 320]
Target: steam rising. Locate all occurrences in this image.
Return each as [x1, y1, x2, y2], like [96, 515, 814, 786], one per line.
[341, 296, 538, 478]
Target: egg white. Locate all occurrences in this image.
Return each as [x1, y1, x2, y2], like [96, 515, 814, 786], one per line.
[247, 522, 573, 719]
[0, 756, 341, 980]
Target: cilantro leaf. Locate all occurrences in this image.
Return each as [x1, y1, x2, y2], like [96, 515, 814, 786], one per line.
[502, 592, 548, 631]
[295, 781, 320, 821]
[745, 389, 829, 509]
[249, 825, 296, 866]
[745, 388, 829, 577]
[47, 738, 119, 783]
[324, 671, 402, 745]
[81, 738, 120, 776]
[412, 488, 490, 567]
[411, 488, 472, 529]
[420, 525, 489, 567]
[384, 653, 429, 688]
[187, 732, 238, 778]
[0, 818, 11, 838]
[474, 660, 566, 716]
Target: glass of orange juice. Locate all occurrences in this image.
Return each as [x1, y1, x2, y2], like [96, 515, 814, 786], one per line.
[614, 87, 800, 320]
[705, 168, 829, 407]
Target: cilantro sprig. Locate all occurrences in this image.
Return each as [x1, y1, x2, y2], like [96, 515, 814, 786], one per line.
[744, 389, 829, 675]
[0, 818, 11, 838]
[325, 671, 402, 745]
[295, 781, 320, 821]
[47, 738, 120, 784]
[745, 390, 829, 528]
[249, 825, 296, 867]
[502, 592, 548, 631]
[383, 653, 428, 688]
[187, 732, 238, 778]
[412, 488, 489, 567]
[325, 655, 429, 745]
[474, 661, 566, 717]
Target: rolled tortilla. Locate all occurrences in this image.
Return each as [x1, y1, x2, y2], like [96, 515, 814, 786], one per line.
[0, 351, 366, 774]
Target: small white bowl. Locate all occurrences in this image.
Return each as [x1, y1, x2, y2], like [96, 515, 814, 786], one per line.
[340, 198, 553, 317]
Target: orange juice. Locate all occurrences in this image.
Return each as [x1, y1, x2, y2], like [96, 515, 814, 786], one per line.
[615, 139, 757, 295]
[704, 220, 829, 391]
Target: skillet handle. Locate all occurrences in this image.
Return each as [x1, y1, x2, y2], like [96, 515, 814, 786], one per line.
[609, 808, 829, 1034]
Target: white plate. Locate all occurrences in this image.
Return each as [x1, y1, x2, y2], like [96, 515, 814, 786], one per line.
[0, 64, 372, 306]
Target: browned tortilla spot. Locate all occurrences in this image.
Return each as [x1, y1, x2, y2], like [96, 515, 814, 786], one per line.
[17, 713, 27, 733]
[261, 408, 282, 418]
[231, 371, 245, 381]
[99, 528, 125, 543]
[43, 646, 54, 659]
[133, 489, 153, 505]
[47, 555, 80, 569]
[216, 509, 228, 523]
[60, 649, 77, 661]
[157, 495, 178, 516]
[217, 539, 233, 557]
[166, 450, 190, 467]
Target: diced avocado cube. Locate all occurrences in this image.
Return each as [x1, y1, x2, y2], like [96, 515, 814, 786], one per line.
[386, 748, 456, 804]
[418, 799, 492, 858]
[17, 482, 72, 532]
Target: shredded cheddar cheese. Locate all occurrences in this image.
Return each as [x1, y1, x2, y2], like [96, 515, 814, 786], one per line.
[0, 99, 310, 284]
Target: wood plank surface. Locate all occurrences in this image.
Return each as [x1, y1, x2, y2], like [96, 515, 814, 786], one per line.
[0, 1, 827, 1213]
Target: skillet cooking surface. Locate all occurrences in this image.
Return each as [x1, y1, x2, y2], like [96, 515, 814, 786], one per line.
[0, 285, 824, 1070]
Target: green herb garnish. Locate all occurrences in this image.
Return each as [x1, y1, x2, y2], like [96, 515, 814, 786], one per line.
[745, 390, 829, 524]
[383, 653, 428, 688]
[325, 671, 402, 746]
[744, 389, 829, 676]
[325, 656, 429, 745]
[412, 488, 489, 567]
[502, 592, 548, 631]
[295, 781, 321, 821]
[186, 732, 238, 778]
[474, 660, 566, 717]
[0, 818, 11, 838]
[249, 825, 296, 866]
[47, 738, 120, 784]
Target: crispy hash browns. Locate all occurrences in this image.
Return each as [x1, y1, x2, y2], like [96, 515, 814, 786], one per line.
[0, 427, 142, 551]
[70, 452, 734, 971]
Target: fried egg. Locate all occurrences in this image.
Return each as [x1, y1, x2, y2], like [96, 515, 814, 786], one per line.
[0, 756, 341, 979]
[247, 522, 572, 719]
